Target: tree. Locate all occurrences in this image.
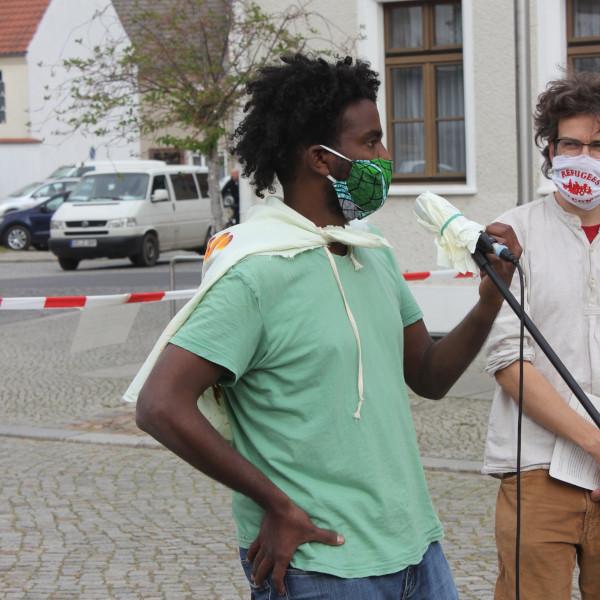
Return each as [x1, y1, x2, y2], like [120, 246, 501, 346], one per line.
[51, 0, 355, 231]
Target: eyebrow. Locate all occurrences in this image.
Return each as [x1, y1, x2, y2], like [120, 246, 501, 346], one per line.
[362, 129, 383, 140]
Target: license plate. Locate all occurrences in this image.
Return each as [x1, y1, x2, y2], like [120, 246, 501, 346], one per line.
[70, 239, 97, 248]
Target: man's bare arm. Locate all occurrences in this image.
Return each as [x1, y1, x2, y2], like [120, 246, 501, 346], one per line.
[136, 344, 343, 593]
[403, 222, 521, 399]
[496, 361, 600, 501]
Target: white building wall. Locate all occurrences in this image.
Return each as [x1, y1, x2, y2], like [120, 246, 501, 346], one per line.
[0, 0, 141, 197]
[241, 1, 570, 275]
[0, 57, 30, 138]
[358, 0, 519, 270]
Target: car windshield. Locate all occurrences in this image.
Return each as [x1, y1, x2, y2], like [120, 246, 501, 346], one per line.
[8, 182, 43, 197]
[69, 174, 149, 202]
[48, 166, 76, 178]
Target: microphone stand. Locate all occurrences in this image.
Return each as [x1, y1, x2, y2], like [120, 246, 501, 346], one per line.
[472, 249, 600, 428]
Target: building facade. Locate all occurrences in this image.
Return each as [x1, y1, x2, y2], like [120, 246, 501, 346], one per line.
[250, 0, 600, 270]
[0, 0, 140, 198]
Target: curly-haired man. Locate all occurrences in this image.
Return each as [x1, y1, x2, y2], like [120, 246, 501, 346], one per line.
[134, 54, 519, 599]
[484, 72, 600, 600]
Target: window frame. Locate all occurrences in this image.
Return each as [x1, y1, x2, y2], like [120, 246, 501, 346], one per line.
[384, 1, 465, 183]
[566, 0, 600, 72]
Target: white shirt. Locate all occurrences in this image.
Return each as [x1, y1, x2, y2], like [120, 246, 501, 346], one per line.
[483, 194, 600, 474]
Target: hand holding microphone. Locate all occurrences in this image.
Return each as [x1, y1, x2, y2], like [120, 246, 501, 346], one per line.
[414, 191, 520, 271]
[414, 191, 522, 310]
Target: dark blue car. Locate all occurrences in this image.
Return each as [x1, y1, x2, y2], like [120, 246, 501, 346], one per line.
[0, 192, 68, 251]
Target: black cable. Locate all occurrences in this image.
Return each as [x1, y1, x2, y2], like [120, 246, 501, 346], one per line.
[515, 263, 525, 600]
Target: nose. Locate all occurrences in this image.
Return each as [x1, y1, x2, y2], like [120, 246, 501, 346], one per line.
[379, 142, 392, 161]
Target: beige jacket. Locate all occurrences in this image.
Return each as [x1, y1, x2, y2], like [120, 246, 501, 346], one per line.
[483, 194, 600, 474]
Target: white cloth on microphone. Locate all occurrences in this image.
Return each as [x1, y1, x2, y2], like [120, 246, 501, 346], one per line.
[414, 191, 482, 274]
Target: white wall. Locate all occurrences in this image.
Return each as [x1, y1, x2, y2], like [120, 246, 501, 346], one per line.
[0, 0, 140, 197]
[357, 0, 519, 271]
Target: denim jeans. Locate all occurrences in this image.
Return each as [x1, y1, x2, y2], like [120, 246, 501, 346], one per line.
[239, 541, 459, 599]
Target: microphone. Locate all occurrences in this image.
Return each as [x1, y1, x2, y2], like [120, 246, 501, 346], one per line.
[476, 231, 518, 264]
[414, 191, 518, 271]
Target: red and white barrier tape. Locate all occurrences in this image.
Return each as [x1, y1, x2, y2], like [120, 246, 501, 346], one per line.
[0, 269, 475, 310]
[0, 289, 194, 310]
[402, 269, 474, 282]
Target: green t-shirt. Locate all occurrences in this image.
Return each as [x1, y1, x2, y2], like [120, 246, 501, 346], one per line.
[170, 244, 443, 578]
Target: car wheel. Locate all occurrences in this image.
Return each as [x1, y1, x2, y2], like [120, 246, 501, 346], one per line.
[4, 225, 31, 251]
[58, 257, 80, 271]
[131, 233, 159, 267]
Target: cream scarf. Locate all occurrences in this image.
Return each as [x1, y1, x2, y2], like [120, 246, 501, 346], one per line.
[123, 196, 391, 438]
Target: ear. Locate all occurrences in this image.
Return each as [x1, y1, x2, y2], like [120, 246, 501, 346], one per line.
[548, 142, 555, 162]
[305, 144, 333, 177]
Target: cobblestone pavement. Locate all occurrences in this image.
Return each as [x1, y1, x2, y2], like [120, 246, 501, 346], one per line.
[0, 295, 582, 599]
[1, 437, 500, 600]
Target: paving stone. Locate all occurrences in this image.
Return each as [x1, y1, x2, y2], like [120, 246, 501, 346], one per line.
[0, 297, 583, 598]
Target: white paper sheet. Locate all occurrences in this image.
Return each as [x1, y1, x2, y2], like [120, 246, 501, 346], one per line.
[549, 392, 600, 490]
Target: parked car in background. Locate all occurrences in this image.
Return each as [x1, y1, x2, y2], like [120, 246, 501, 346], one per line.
[0, 179, 79, 217]
[49, 164, 212, 270]
[0, 192, 69, 251]
[46, 160, 167, 179]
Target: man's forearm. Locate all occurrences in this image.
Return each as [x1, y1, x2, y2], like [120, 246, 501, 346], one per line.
[416, 299, 501, 398]
[496, 361, 600, 456]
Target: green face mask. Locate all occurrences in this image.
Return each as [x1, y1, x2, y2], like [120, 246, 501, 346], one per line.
[321, 144, 393, 221]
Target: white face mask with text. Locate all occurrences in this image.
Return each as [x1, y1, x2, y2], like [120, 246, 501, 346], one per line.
[551, 153, 600, 211]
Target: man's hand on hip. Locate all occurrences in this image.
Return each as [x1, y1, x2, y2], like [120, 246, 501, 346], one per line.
[247, 500, 344, 595]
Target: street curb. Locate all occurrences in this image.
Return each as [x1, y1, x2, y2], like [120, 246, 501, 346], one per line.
[0, 252, 55, 263]
[421, 456, 483, 474]
[0, 424, 161, 449]
[0, 424, 483, 473]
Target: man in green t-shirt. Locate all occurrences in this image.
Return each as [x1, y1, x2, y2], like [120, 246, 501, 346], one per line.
[136, 54, 520, 599]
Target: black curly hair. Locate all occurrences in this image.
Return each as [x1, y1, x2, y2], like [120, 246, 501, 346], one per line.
[232, 54, 380, 197]
[534, 71, 600, 178]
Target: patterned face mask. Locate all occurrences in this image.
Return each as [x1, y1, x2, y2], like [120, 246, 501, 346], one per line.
[551, 153, 600, 211]
[320, 145, 393, 221]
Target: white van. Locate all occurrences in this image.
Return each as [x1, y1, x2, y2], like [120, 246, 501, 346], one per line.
[47, 160, 167, 179]
[49, 165, 212, 270]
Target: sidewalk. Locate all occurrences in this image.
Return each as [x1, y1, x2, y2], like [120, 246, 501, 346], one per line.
[0, 303, 581, 599]
[0, 249, 55, 262]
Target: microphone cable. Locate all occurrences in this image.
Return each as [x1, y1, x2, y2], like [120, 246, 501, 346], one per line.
[514, 262, 526, 600]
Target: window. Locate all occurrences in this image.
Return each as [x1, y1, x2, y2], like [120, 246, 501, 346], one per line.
[69, 174, 149, 201]
[32, 181, 73, 198]
[0, 71, 5, 123]
[384, 1, 465, 181]
[196, 173, 209, 198]
[151, 175, 168, 194]
[170, 173, 199, 200]
[149, 148, 184, 164]
[45, 195, 66, 212]
[568, 0, 600, 73]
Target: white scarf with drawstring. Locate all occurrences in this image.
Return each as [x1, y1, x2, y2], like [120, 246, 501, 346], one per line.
[123, 196, 391, 439]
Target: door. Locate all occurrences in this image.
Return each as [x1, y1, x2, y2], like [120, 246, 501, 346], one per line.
[147, 175, 176, 249]
[169, 172, 211, 247]
[30, 195, 66, 243]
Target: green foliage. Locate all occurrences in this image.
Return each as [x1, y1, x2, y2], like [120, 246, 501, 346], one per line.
[50, 0, 355, 228]
[53, 0, 355, 154]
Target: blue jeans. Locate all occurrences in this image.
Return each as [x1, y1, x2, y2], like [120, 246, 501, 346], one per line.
[239, 541, 459, 599]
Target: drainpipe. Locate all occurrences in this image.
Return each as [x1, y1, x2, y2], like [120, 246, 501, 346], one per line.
[514, 0, 534, 205]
